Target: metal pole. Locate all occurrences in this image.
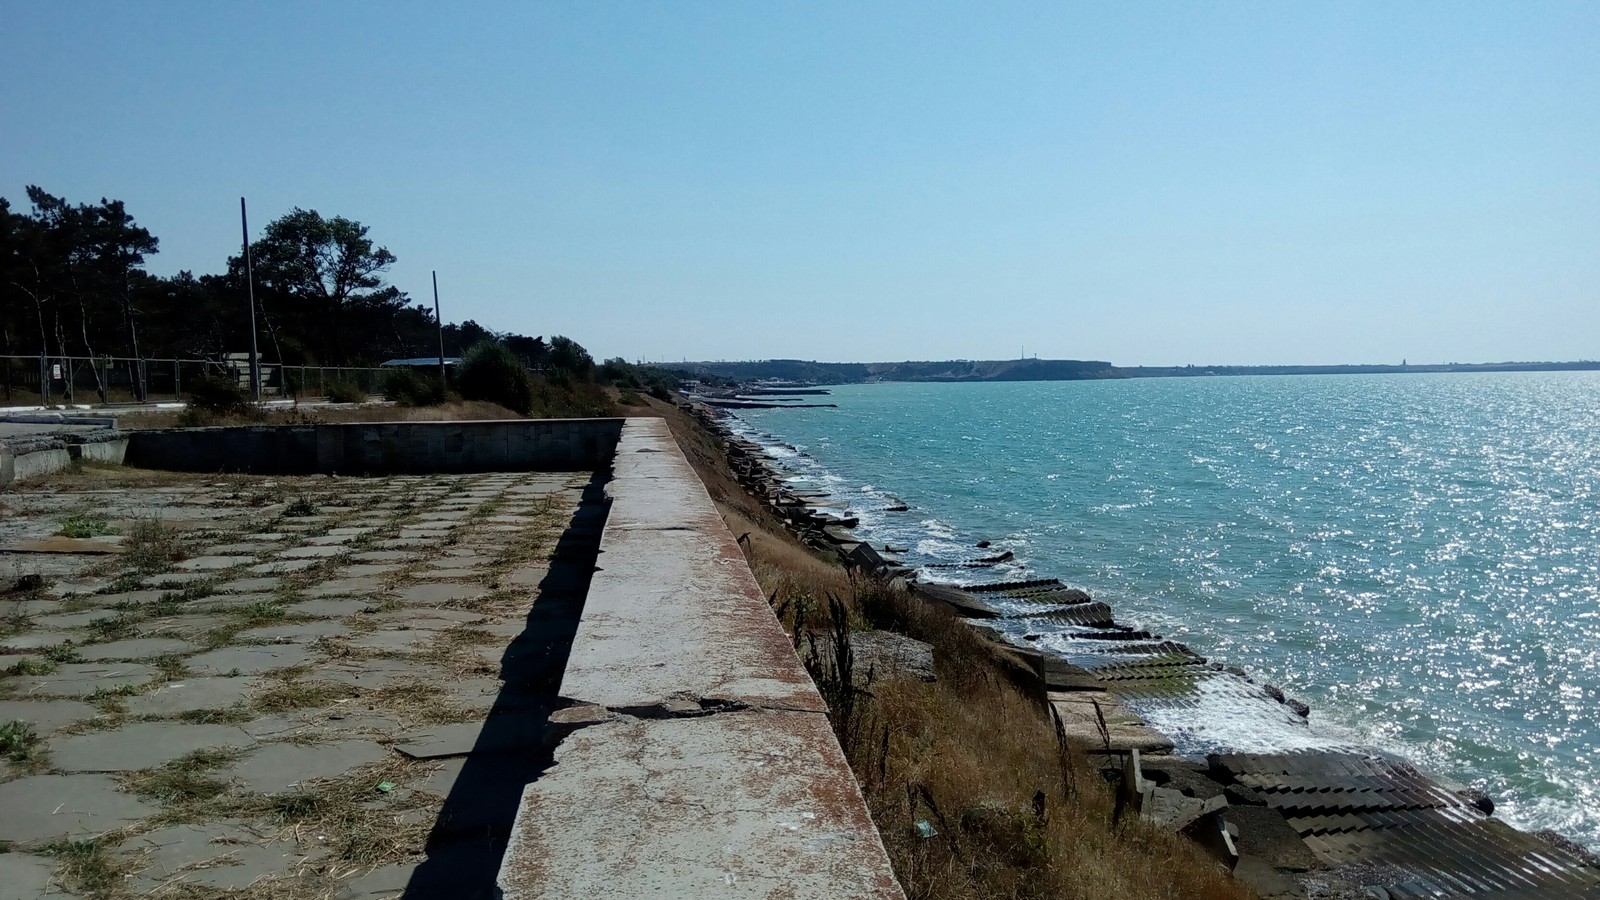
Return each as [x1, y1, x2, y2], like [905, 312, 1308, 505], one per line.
[241, 198, 261, 402]
[432, 270, 446, 388]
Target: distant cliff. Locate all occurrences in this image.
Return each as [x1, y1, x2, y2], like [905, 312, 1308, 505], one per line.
[682, 358, 1116, 384]
[679, 357, 1600, 385]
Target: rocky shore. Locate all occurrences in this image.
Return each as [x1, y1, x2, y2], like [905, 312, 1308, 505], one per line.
[681, 398, 1600, 900]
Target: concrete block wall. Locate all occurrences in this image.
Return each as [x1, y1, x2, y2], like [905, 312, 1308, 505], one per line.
[124, 419, 623, 475]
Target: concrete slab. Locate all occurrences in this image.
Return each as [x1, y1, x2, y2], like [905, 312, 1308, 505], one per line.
[1050, 693, 1176, 753]
[239, 619, 349, 643]
[349, 550, 412, 563]
[0, 852, 69, 899]
[276, 545, 346, 559]
[292, 598, 373, 617]
[373, 538, 430, 549]
[338, 563, 401, 577]
[395, 583, 482, 606]
[0, 774, 157, 843]
[227, 740, 390, 791]
[176, 555, 256, 571]
[27, 611, 105, 629]
[498, 710, 901, 900]
[187, 644, 319, 676]
[122, 823, 308, 893]
[418, 568, 479, 580]
[305, 576, 387, 598]
[50, 722, 255, 772]
[249, 559, 320, 575]
[304, 534, 359, 546]
[0, 631, 76, 651]
[317, 658, 436, 687]
[0, 699, 102, 735]
[204, 542, 278, 555]
[124, 677, 260, 716]
[196, 592, 281, 611]
[7, 663, 159, 698]
[215, 576, 281, 593]
[76, 638, 197, 661]
[93, 589, 176, 606]
[347, 629, 434, 653]
[141, 571, 211, 588]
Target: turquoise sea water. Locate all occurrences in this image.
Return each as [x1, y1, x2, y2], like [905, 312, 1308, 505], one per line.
[725, 372, 1600, 850]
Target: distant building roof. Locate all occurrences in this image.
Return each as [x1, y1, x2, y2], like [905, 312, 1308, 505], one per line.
[381, 357, 462, 367]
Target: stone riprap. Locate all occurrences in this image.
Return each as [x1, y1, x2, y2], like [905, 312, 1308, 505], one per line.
[0, 467, 589, 898]
[497, 418, 904, 900]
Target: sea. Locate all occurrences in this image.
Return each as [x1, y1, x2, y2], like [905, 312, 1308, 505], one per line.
[721, 372, 1600, 851]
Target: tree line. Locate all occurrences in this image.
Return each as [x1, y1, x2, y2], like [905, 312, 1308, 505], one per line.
[0, 186, 588, 397]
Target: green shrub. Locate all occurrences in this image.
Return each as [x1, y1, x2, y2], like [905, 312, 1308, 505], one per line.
[186, 374, 249, 415]
[323, 380, 367, 404]
[382, 368, 447, 406]
[457, 341, 533, 415]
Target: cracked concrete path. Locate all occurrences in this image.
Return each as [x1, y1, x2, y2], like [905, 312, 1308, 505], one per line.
[1, 466, 592, 899]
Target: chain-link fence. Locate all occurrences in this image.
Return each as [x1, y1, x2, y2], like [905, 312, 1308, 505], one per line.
[0, 355, 390, 406]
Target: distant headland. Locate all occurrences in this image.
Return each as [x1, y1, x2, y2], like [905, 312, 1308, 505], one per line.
[669, 357, 1600, 385]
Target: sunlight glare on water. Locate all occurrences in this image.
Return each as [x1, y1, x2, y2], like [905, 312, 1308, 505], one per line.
[730, 372, 1600, 850]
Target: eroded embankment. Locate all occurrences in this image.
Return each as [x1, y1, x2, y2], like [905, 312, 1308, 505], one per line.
[685, 399, 1600, 900]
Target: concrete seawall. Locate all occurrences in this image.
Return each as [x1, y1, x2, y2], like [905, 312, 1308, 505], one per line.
[124, 419, 623, 474]
[497, 418, 904, 899]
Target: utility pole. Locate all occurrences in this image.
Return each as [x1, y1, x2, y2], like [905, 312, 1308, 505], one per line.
[241, 198, 261, 401]
[432, 271, 446, 388]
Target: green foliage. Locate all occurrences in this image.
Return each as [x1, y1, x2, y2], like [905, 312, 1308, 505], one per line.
[0, 721, 38, 760]
[382, 367, 447, 406]
[458, 340, 534, 415]
[548, 335, 595, 379]
[529, 378, 615, 417]
[324, 379, 368, 403]
[58, 514, 116, 539]
[186, 373, 250, 415]
[598, 357, 682, 400]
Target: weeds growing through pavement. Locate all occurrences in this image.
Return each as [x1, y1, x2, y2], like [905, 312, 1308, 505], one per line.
[41, 838, 123, 894]
[122, 519, 187, 573]
[0, 719, 39, 761]
[125, 747, 241, 804]
[58, 514, 117, 539]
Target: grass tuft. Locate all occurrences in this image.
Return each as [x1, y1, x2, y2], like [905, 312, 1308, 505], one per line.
[41, 838, 123, 894]
[59, 514, 117, 539]
[123, 519, 187, 573]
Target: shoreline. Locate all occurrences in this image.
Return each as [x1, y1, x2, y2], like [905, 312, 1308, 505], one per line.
[691, 399, 1600, 897]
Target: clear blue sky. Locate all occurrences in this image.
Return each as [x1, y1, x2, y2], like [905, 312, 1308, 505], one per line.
[4, 1, 1596, 366]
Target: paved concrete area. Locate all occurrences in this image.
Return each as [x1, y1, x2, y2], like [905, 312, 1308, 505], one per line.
[497, 418, 903, 899]
[1, 466, 590, 898]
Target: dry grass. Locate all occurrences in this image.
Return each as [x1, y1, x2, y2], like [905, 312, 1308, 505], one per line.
[118, 399, 524, 430]
[654, 397, 1253, 900]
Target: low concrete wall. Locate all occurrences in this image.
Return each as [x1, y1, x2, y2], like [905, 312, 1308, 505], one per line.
[124, 419, 623, 474]
[497, 418, 903, 899]
[0, 431, 125, 488]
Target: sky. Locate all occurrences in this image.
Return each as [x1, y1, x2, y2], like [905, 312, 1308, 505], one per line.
[3, 1, 1597, 367]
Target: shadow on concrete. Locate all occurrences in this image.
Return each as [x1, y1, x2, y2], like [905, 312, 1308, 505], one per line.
[402, 469, 612, 899]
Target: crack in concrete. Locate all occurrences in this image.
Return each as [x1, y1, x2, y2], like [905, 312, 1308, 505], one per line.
[550, 695, 829, 739]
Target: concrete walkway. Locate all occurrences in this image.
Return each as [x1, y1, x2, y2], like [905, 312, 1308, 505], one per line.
[497, 418, 903, 899]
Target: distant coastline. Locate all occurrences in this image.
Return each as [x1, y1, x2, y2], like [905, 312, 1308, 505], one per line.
[671, 357, 1600, 385]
